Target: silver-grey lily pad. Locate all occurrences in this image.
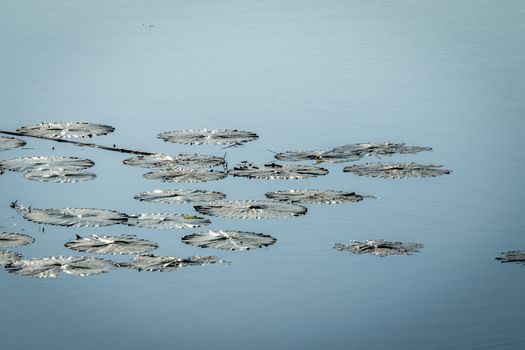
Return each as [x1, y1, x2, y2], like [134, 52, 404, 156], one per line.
[16, 122, 115, 139]
[158, 129, 258, 145]
[0, 156, 94, 172]
[182, 230, 277, 251]
[334, 240, 423, 257]
[343, 162, 451, 179]
[126, 213, 211, 229]
[23, 169, 96, 183]
[0, 136, 26, 151]
[65, 234, 158, 255]
[194, 200, 307, 219]
[5, 256, 116, 278]
[123, 153, 225, 168]
[229, 162, 328, 180]
[0, 232, 35, 248]
[119, 254, 227, 272]
[24, 208, 128, 227]
[143, 168, 227, 183]
[0, 250, 22, 266]
[496, 250, 525, 266]
[265, 189, 367, 204]
[134, 189, 226, 204]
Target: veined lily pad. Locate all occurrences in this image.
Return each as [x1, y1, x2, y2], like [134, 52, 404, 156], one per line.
[134, 189, 226, 204]
[265, 189, 366, 204]
[0, 232, 35, 248]
[194, 200, 307, 219]
[343, 162, 451, 178]
[496, 251, 525, 266]
[24, 208, 128, 227]
[23, 169, 96, 183]
[334, 240, 423, 257]
[158, 129, 258, 145]
[123, 153, 225, 168]
[229, 162, 328, 180]
[16, 122, 115, 139]
[119, 254, 227, 272]
[0, 136, 26, 151]
[65, 234, 158, 255]
[0, 251, 22, 266]
[0, 156, 94, 172]
[5, 256, 116, 278]
[182, 230, 277, 251]
[126, 213, 211, 229]
[143, 168, 227, 183]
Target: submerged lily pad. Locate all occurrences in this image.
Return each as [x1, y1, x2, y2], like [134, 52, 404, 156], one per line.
[123, 153, 226, 168]
[17, 122, 115, 139]
[5, 256, 116, 278]
[496, 251, 525, 266]
[65, 234, 158, 255]
[126, 213, 211, 229]
[182, 230, 277, 251]
[265, 189, 367, 204]
[194, 200, 307, 219]
[0, 136, 26, 151]
[0, 156, 94, 172]
[158, 129, 258, 145]
[343, 162, 451, 179]
[0, 251, 22, 266]
[23, 169, 96, 183]
[229, 162, 328, 180]
[0, 232, 35, 248]
[24, 208, 128, 227]
[334, 240, 423, 257]
[134, 189, 226, 204]
[143, 168, 227, 183]
[119, 254, 227, 272]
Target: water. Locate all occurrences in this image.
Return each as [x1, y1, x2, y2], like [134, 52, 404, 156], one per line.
[1, 1, 524, 349]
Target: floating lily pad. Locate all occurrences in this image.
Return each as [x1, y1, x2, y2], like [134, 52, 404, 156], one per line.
[134, 189, 226, 204]
[158, 129, 258, 145]
[229, 162, 328, 180]
[65, 234, 158, 255]
[334, 240, 423, 257]
[0, 232, 35, 248]
[0, 156, 94, 172]
[343, 162, 451, 179]
[119, 254, 226, 272]
[5, 256, 116, 278]
[143, 168, 227, 183]
[0, 250, 22, 266]
[24, 208, 128, 227]
[0, 136, 26, 151]
[182, 230, 277, 251]
[126, 213, 211, 229]
[265, 189, 367, 204]
[194, 200, 307, 219]
[17, 122, 115, 139]
[123, 153, 225, 168]
[23, 169, 96, 183]
[496, 250, 525, 266]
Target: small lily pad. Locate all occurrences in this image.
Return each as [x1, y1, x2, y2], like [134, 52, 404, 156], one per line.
[182, 230, 277, 251]
[0, 136, 26, 151]
[123, 153, 226, 168]
[5, 256, 116, 278]
[143, 168, 227, 183]
[496, 250, 525, 266]
[23, 169, 96, 183]
[194, 200, 307, 219]
[0, 156, 94, 172]
[17, 122, 115, 139]
[265, 189, 367, 204]
[119, 254, 227, 272]
[343, 162, 451, 179]
[0, 232, 35, 248]
[24, 208, 128, 227]
[134, 189, 226, 204]
[229, 162, 329, 180]
[126, 213, 211, 229]
[65, 234, 158, 255]
[0, 250, 22, 266]
[158, 129, 258, 145]
[334, 240, 423, 256]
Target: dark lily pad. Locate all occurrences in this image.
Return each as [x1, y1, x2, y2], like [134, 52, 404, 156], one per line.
[65, 234, 158, 255]
[119, 254, 227, 272]
[229, 162, 329, 180]
[134, 189, 226, 204]
[24, 208, 128, 227]
[496, 250, 525, 266]
[0, 250, 22, 266]
[265, 189, 367, 204]
[5, 256, 116, 278]
[126, 213, 211, 229]
[158, 129, 258, 145]
[194, 200, 307, 219]
[334, 240, 423, 257]
[123, 153, 225, 168]
[343, 162, 451, 179]
[143, 168, 227, 183]
[16, 122, 115, 139]
[23, 169, 96, 183]
[182, 230, 277, 251]
[0, 156, 94, 172]
[0, 136, 26, 151]
[0, 232, 35, 248]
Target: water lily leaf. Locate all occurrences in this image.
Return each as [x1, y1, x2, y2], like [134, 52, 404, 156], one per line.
[65, 234, 158, 255]
[194, 200, 307, 219]
[143, 168, 227, 183]
[16, 122, 115, 139]
[496, 251, 525, 266]
[24, 208, 128, 227]
[229, 162, 329, 180]
[123, 153, 225, 168]
[119, 254, 227, 272]
[334, 240, 423, 257]
[23, 169, 96, 183]
[0, 156, 94, 172]
[134, 189, 226, 204]
[182, 230, 277, 250]
[158, 129, 258, 145]
[5, 256, 116, 278]
[126, 213, 211, 229]
[343, 162, 451, 178]
[0, 250, 22, 266]
[265, 189, 367, 204]
[0, 136, 26, 151]
[0, 232, 35, 248]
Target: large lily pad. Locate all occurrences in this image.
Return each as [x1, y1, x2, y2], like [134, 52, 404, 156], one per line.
[182, 230, 277, 251]
[343, 162, 451, 179]
[16, 122, 115, 139]
[496, 251, 525, 266]
[0, 156, 94, 172]
[65, 234, 158, 255]
[5, 256, 116, 278]
[23, 169, 96, 183]
[24, 208, 128, 227]
[0, 250, 22, 266]
[0, 232, 35, 248]
[126, 213, 211, 229]
[265, 189, 367, 204]
[229, 162, 328, 180]
[123, 153, 225, 168]
[119, 254, 227, 272]
[158, 129, 258, 145]
[0, 136, 26, 151]
[143, 168, 227, 183]
[334, 240, 423, 257]
[194, 200, 307, 219]
[134, 189, 226, 204]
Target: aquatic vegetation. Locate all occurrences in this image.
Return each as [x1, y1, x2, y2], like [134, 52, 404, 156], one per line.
[123, 153, 226, 168]
[229, 162, 329, 180]
[182, 230, 277, 251]
[0, 232, 35, 248]
[0, 250, 22, 266]
[16, 122, 115, 139]
[158, 129, 258, 145]
[496, 251, 525, 266]
[194, 200, 307, 219]
[0, 136, 26, 151]
[0, 156, 94, 173]
[23, 208, 128, 227]
[343, 162, 451, 179]
[334, 240, 423, 257]
[119, 254, 227, 272]
[23, 169, 96, 183]
[65, 234, 158, 255]
[134, 189, 226, 204]
[5, 256, 116, 278]
[126, 213, 211, 229]
[143, 168, 227, 183]
[265, 189, 367, 204]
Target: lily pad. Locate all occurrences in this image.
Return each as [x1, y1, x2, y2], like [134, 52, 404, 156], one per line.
[265, 189, 367, 204]
[126, 213, 211, 229]
[0, 136, 26, 151]
[158, 129, 258, 145]
[123, 153, 226, 168]
[182, 230, 277, 250]
[0, 250, 22, 266]
[143, 168, 227, 183]
[119, 254, 227, 272]
[0, 232, 35, 248]
[496, 250, 525, 266]
[0, 156, 94, 172]
[194, 200, 307, 219]
[5, 256, 116, 278]
[65, 234, 158, 255]
[23, 169, 96, 183]
[134, 189, 226, 204]
[334, 240, 423, 257]
[229, 162, 328, 180]
[343, 162, 451, 179]
[24, 208, 128, 227]
[16, 122, 115, 139]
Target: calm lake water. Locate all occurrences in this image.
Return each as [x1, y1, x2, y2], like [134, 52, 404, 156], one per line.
[1, 1, 524, 349]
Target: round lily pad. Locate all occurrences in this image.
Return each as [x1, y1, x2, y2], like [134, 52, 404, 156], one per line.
[194, 200, 307, 219]
[5, 256, 116, 278]
[496, 250, 525, 266]
[119, 254, 227, 272]
[0, 251, 22, 266]
[24, 208, 128, 227]
[134, 189, 226, 204]
[123, 153, 225, 168]
[0, 232, 35, 248]
[158, 129, 258, 145]
[0, 136, 26, 151]
[16, 122, 115, 139]
[126, 213, 211, 229]
[265, 189, 366, 204]
[65, 234, 158, 255]
[343, 162, 451, 179]
[0, 156, 94, 172]
[229, 162, 328, 180]
[23, 169, 96, 183]
[143, 168, 227, 183]
[334, 240, 423, 257]
[182, 230, 277, 251]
